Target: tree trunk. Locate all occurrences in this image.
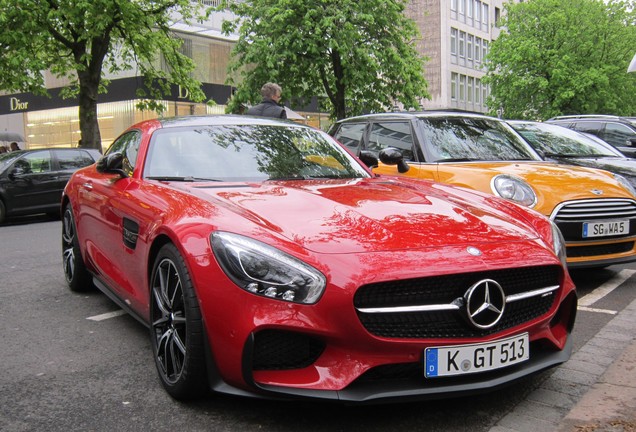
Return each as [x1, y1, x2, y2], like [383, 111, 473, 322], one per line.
[77, 71, 102, 152]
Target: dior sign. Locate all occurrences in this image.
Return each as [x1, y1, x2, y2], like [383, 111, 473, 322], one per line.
[10, 97, 29, 111]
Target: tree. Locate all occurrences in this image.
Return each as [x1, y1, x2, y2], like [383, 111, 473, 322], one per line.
[221, 0, 430, 120]
[483, 0, 636, 120]
[0, 0, 208, 150]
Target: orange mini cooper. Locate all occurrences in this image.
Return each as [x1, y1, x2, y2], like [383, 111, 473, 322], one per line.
[329, 112, 636, 269]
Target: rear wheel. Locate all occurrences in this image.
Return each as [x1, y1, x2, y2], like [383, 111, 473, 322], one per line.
[150, 243, 207, 400]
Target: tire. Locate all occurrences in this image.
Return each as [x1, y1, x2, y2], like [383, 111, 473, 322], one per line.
[62, 204, 93, 292]
[150, 243, 207, 400]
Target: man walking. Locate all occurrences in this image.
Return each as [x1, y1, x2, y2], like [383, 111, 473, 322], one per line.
[246, 83, 287, 119]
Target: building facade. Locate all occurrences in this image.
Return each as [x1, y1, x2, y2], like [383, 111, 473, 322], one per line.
[0, 1, 516, 152]
[407, 0, 517, 114]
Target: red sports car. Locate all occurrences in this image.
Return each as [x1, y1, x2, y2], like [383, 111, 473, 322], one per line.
[62, 115, 577, 402]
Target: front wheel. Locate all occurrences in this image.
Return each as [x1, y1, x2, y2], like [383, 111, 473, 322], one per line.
[150, 243, 207, 400]
[62, 204, 93, 292]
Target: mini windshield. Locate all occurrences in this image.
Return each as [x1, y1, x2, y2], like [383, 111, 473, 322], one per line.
[144, 124, 370, 182]
[420, 117, 540, 162]
[512, 122, 624, 157]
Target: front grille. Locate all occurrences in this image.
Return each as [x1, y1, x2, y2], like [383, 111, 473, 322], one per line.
[566, 241, 634, 258]
[252, 330, 325, 370]
[354, 266, 560, 339]
[553, 199, 636, 242]
[552, 199, 636, 222]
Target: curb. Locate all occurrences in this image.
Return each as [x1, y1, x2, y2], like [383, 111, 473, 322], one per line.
[488, 295, 636, 432]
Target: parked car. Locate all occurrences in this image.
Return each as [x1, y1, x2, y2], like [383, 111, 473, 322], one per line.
[329, 111, 636, 269]
[0, 147, 101, 223]
[62, 115, 576, 402]
[509, 120, 636, 189]
[545, 115, 636, 157]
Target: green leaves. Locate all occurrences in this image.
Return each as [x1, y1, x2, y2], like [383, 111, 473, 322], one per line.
[223, 0, 429, 120]
[485, 0, 636, 120]
[0, 0, 207, 149]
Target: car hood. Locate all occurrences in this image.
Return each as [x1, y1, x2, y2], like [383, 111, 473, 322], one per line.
[546, 156, 636, 186]
[185, 177, 541, 254]
[429, 161, 635, 216]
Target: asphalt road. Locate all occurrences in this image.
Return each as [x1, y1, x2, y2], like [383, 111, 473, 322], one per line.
[1, 216, 635, 432]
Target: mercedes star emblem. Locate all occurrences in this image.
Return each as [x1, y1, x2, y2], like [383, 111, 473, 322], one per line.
[464, 279, 506, 329]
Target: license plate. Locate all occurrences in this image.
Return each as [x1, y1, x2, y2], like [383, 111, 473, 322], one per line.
[425, 333, 529, 378]
[582, 220, 629, 238]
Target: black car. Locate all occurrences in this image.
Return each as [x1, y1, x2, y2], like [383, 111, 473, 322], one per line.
[509, 120, 636, 190]
[0, 147, 101, 223]
[545, 115, 636, 157]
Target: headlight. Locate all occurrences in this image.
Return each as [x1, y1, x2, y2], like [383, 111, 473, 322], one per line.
[491, 175, 537, 207]
[211, 231, 326, 304]
[613, 173, 636, 198]
[551, 221, 568, 267]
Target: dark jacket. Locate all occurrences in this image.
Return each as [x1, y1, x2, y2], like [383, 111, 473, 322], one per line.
[246, 99, 287, 119]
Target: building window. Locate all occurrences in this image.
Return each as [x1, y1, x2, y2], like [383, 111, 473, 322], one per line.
[451, 0, 458, 11]
[482, 3, 489, 31]
[467, 34, 474, 61]
[495, 7, 501, 27]
[459, 31, 466, 58]
[482, 83, 489, 106]
[459, 75, 466, 102]
[475, 1, 481, 26]
[467, 77, 474, 103]
[482, 40, 489, 66]
[451, 28, 458, 64]
[475, 37, 481, 63]
[475, 79, 481, 104]
[451, 72, 458, 100]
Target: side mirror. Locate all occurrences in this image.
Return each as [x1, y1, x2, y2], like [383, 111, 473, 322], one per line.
[379, 147, 410, 173]
[8, 166, 26, 180]
[627, 137, 636, 147]
[359, 150, 379, 168]
[96, 152, 128, 178]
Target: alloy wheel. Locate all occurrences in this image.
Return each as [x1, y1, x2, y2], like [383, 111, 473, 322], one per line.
[151, 258, 187, 384]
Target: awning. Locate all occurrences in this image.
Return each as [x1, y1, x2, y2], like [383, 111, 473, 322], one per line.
[284, 107, 305, 120]
[628, 53, 636, 73]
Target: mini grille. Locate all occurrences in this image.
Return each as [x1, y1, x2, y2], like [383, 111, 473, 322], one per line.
[566, 241, 634, 258]
[354, 266, 560, 339]
[552, 199, 636, 222]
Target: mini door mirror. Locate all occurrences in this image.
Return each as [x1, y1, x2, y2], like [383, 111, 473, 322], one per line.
[379, 147, 410, 173]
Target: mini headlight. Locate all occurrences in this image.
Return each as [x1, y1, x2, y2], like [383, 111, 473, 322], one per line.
[551, 221, 568, 267]
[613, 173, 636, 198]
[491, 175, 537, 207]
[211, 232, 326, 304]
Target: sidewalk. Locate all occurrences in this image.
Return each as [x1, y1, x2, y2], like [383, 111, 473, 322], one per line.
[489, 296, 636, 432]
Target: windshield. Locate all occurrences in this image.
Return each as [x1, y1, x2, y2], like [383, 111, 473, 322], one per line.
[511, 122, 622, 157]
[420, 117, 540, 162]
[143, 124, 370, 181]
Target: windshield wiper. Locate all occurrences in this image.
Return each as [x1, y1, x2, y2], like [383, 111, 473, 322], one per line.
[266, 175, 310, 181]
[544, 153, 613, 159]
[435, 157, 482, 162]
[146, 176, 223, 182]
